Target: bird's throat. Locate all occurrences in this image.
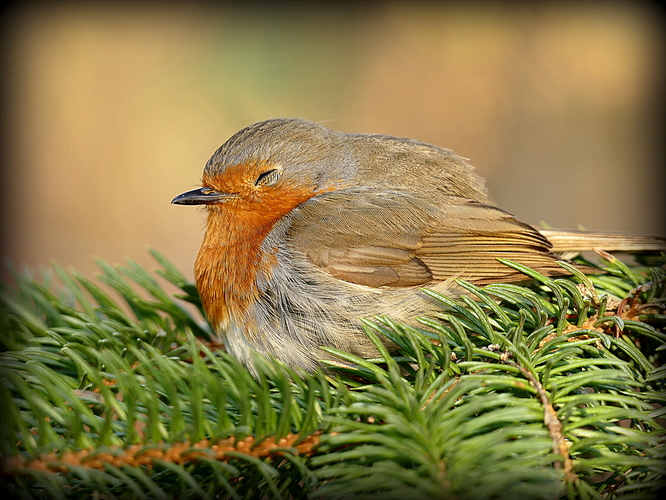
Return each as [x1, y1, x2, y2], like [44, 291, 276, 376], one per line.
[194, 185, 319, 334]
[195, 210, 277, 333]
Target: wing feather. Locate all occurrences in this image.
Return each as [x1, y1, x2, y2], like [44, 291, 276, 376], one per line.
[288, 190, 563, 287]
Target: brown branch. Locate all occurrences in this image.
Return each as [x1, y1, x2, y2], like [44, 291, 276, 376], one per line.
[509, 362, 577, 485]
[2, 432, 321, 476]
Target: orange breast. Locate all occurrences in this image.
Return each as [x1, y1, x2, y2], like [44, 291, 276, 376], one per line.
[194, 168, 318, 334]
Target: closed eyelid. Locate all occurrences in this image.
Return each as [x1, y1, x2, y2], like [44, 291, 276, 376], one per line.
[255, 169, 281, 185]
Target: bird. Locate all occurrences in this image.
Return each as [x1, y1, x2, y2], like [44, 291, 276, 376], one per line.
[172, 118, 665, 373]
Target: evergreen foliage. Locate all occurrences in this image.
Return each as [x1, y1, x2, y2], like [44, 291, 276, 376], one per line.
[0, 249, 664, 499]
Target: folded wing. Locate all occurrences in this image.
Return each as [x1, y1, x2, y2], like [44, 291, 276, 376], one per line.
[288, 190, 564, 287]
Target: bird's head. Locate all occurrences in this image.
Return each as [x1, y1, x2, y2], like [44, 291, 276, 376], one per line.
[172, 118, 355, 217]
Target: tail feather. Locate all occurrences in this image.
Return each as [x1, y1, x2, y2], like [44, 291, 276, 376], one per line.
[539, 229, 666, 253]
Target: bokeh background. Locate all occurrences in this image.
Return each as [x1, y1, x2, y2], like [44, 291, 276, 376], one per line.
[2, 1, 664, 282]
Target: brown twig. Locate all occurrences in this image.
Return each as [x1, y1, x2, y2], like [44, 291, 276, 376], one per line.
[2, 432, 321, 476]
[508, 362, 577, 486]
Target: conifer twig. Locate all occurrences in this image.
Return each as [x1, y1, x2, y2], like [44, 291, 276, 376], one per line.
[509, 361, 576, 484]
[2, 433, 321, 475]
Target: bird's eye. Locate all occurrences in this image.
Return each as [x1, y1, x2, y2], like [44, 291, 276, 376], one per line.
[254, 169, 281, 186]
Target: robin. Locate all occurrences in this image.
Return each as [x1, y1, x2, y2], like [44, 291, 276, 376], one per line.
[172, 118, 664, 373]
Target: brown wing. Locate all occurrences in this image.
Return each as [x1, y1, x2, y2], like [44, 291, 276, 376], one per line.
[416, 202, 565, 285]
[288, 190, 564, 287]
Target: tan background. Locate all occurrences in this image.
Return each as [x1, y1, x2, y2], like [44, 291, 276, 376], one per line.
[2, 2, 664, 282]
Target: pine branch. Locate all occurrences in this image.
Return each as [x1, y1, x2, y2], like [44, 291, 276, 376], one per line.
[1, 250, 664, 499]
[506, 360, 576, 483]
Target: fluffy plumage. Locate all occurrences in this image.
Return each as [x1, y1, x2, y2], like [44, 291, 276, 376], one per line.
[173, 118, 665, 372]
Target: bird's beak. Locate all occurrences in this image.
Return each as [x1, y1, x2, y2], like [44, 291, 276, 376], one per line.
[171, 187, 237, 205]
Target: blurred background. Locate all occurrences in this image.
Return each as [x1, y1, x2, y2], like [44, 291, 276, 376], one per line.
[1, 1, 664, 282]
